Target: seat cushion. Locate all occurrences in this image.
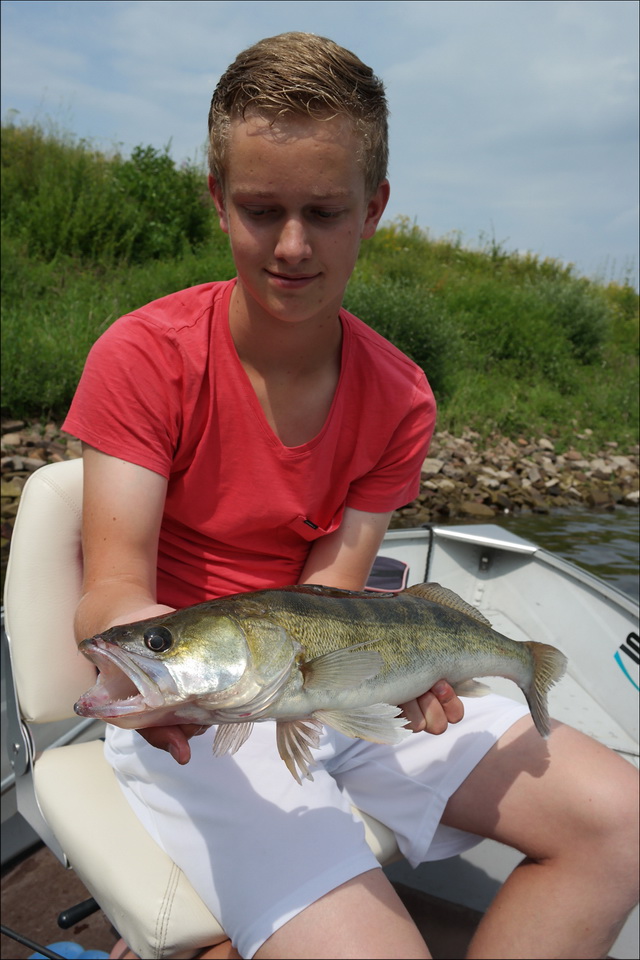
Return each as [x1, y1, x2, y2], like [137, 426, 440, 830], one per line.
[34, 739, 226, 959]
[4, 460, 96, 723]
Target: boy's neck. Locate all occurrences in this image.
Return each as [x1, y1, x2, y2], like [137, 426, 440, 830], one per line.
[227, 281, 343, 446]
[228, 281, 343, 377]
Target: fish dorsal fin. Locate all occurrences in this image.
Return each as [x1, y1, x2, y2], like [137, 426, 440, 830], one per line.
[314, 703, 411, 745]
[406, 582, 492, 627]
[302, 641, 384, 690]
[276, 718, 323, 783]
[212, 721, 254, 757]
[285, 583, 371, 599]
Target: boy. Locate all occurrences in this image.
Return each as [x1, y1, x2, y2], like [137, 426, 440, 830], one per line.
[64, 33, 638, 960]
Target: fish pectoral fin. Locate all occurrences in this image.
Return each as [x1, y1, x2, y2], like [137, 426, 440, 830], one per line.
[276, 718, 323, 784]
[212, 721, 254, 757]
[452, 679, 492, 697]
[314, 703, 412, 745]
[302, 643, 384, 690]
[406, 582, 492, 627]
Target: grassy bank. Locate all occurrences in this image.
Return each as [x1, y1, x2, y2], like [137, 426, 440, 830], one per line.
[2, 121, 638, 451]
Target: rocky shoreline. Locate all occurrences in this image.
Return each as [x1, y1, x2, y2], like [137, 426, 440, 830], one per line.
[1, 420, 638, 575]
[394, 428, 639, 528]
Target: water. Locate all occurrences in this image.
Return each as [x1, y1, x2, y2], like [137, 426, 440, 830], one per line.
[493, 506, 639, 601]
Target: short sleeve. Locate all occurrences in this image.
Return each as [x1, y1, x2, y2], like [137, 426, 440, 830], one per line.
[345, 372, 435, 513]
[62, 314, 184, 478]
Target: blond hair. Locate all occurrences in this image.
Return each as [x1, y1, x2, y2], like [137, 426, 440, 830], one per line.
[208, 32, 388, 196]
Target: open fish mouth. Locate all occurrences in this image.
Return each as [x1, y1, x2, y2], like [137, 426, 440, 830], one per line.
[74, 638, 174, 718]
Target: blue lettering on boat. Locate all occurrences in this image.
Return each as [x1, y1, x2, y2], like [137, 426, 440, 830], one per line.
[615, 632, 639, 691]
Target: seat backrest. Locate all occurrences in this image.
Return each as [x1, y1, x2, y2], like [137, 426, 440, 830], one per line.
[3, 459, 97, 723]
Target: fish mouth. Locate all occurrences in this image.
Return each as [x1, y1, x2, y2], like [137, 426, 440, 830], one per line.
[74, 638, 176, 718]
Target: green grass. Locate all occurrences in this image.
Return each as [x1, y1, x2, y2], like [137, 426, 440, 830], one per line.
[1, 233, 235, 414]
[2, 121, 638, 452]
[347, 217, 639, 449]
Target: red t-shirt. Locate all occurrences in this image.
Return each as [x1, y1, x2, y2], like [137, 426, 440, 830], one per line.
[63, 279, 435, 606]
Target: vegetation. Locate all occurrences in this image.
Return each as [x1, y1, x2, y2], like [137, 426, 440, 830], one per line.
[2, 121, 638, 451]
[347, 220, 638, 449]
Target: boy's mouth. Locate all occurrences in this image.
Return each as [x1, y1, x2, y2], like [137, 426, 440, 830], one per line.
[266, 270, 319, 286]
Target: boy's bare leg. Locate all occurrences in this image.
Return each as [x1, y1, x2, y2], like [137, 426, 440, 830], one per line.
[442, 717, 639, 959]
[255, 868, 431, 959]
[197, 942, 242, 959]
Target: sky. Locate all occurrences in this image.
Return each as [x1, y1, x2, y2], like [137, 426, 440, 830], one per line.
[1, 0, 638, 284]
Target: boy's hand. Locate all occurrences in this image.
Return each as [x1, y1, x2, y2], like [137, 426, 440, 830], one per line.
[138, 723, 209, 764]
[400, 681, 464, 734]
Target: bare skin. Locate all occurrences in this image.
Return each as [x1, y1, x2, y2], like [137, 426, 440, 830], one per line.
[443, 719, 639, 960]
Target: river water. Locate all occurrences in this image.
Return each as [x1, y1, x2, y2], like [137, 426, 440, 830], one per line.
[489, 506, 639, 601]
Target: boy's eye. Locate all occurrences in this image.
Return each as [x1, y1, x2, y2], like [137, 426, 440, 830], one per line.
[241, 206, 344, 221]
[244, 207, 274, 218]
[312, 208, 344, 220]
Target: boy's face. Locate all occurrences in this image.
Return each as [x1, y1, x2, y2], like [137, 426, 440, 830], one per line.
[209, 113, 389, 328]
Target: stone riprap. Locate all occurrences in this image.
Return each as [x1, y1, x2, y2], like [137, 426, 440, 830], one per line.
[394, 429, 638, 528]
[1, 421, 638, 576]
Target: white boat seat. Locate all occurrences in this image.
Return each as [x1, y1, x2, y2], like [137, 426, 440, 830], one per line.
[3, 459, 401, 959]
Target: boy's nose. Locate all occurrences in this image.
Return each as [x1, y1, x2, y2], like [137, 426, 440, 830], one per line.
[274, 218, 312, 262]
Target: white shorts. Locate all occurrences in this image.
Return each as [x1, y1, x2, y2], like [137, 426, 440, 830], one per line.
[105, 694, 528, 958]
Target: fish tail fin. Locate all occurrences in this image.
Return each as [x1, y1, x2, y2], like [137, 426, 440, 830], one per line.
[523, 641, 568, 738]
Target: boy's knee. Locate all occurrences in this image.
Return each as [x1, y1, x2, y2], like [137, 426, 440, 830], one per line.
[575, 756, 639, 864]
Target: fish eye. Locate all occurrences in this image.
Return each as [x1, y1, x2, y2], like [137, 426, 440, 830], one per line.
[143, 625, 174, 653]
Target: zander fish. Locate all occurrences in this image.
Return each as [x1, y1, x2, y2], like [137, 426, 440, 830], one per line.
[75, 582, 567, 782]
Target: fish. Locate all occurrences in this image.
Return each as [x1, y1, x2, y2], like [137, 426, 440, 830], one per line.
[74, 581, 568, 782]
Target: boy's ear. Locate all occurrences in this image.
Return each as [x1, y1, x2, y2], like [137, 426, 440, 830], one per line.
[208, 174, 229, 234]
[361, 179, 390, 240]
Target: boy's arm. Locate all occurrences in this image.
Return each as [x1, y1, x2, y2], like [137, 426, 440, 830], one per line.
[298, 506, 393, 591]
[76, 445, 202, 763]
[75, 445, 173, 640]
[299, 507, 464, 735]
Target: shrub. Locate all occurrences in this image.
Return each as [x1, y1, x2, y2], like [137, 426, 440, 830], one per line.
[344, 276, 459, 400]
[1, 121, 214, 264]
